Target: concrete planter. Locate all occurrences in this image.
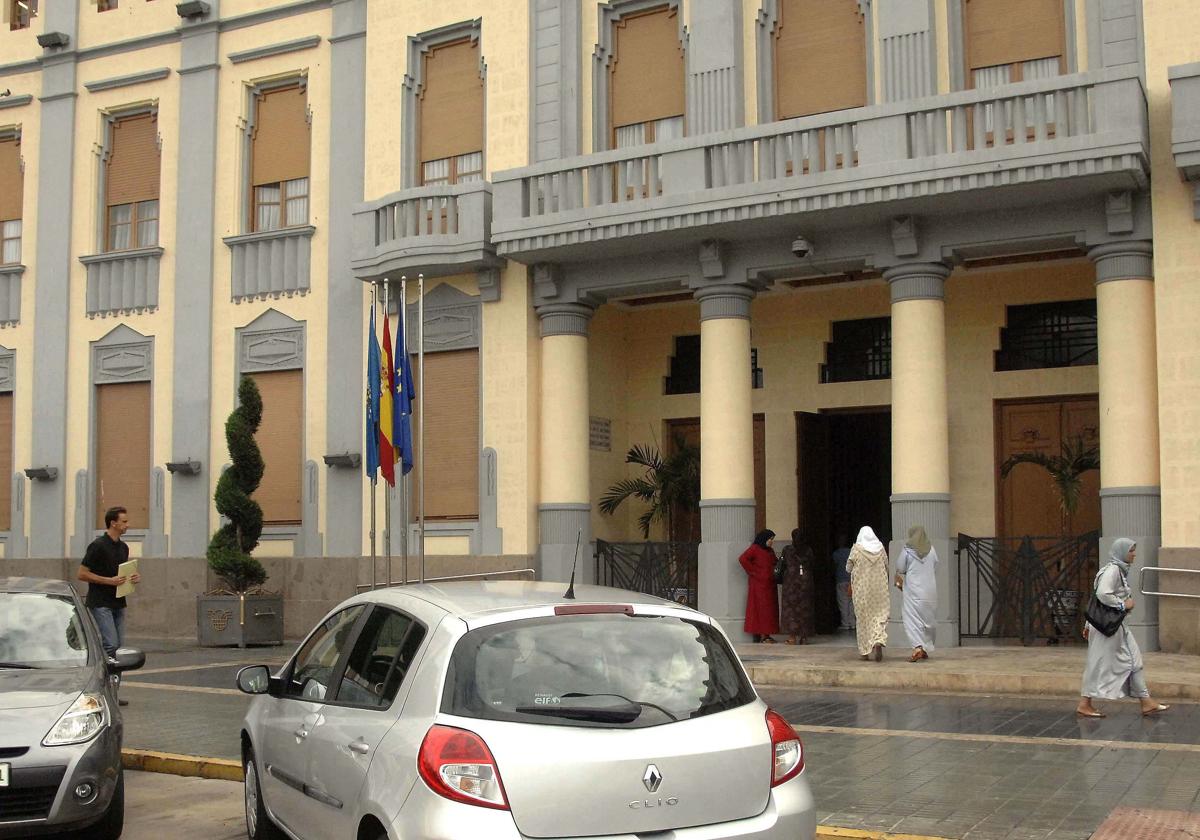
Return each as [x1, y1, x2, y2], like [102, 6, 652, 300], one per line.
[197, 593, 284, 648]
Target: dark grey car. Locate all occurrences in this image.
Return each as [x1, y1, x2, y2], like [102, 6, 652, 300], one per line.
[0, 576, 144, 839]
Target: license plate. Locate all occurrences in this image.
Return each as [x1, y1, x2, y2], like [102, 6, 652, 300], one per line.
[0, 763, 8, 787]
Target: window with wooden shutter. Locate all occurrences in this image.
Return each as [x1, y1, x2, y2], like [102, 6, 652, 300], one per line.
[94, 382, 151, 529]
[609, 6, 685, 146]
[965, 0, 1064, 86]
[773, 0, 866, 120]
[249, 370, 303, 526]
[105, 113, 160, 252]
[419, 38, 485, 186]
[8, 0, 36, 31]
[0, 393, 11, 531]
[410, 349, 479, 520]
[0, 135, 21, 265]
[250, 84, 311, 232]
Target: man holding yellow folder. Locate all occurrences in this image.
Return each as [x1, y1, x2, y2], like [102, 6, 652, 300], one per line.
[76, 506, 141, 706]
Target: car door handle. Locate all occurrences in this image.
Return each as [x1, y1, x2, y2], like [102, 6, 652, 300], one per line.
[347, 740, 370, 755]
[293, 729, 309, 740]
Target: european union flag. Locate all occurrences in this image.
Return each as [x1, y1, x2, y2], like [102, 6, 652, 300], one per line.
[395, 308, 415, 476]
[365, 305, 381, 481]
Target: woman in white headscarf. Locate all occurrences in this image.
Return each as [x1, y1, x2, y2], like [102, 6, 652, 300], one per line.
[1077, 538, 1170, 718]
[895, 524, 938, 662]
[846, 525, 889, 661]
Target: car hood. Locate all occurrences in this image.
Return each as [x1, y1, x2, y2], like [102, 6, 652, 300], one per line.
[0, 667, 89, 734]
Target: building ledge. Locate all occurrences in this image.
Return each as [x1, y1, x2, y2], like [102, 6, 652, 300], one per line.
[1168, 62, 1200, 219]
[223, 225, 315, 301]
[79, 246, 164, 316]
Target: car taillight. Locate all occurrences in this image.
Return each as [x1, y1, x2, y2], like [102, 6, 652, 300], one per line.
[418, 725, 509, 810]
[765, 709, 803, 787]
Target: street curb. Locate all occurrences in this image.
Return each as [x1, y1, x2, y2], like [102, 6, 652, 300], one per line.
[121, 748, 243, 782]
[817, 828, 955, 840]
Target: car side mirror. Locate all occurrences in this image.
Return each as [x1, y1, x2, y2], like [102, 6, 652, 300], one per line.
[109, 648, 146, 674]
[236, 665, 273, 695]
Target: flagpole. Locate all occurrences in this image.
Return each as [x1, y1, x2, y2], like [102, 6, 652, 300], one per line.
[400, 276, 409, 586]
[418, 272, 426, 583]
[368, 281, 378, 590]
[383, 278, 393, 588]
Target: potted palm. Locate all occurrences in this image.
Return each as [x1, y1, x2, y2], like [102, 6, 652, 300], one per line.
[599, 437, 701, 541]
[197, 376, 283, 647]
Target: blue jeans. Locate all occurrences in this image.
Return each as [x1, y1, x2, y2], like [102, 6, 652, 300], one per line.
[91, 606, 125, 658]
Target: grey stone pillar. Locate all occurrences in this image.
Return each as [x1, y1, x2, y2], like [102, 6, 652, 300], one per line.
[324, 0, 368, 556]
[686, 0, 744, 134]
[29, 5, 80, 558]
[886, 263, 958, 648]
[169, 8, 220, 557]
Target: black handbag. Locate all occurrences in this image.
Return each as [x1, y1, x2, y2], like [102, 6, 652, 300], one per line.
[1084, 566, 1127, 636]
[773, 554, 786, 585]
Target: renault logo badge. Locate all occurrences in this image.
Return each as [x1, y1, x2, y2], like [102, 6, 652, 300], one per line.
[643, 764, 662, 793]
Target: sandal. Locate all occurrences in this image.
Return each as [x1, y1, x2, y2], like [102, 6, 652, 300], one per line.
[762, 636, 777, 644]
[784, 638, 797, 645]
[872, 644, 883, 662]
[908, 650, 923, 663]
[1076, 709, 1105, 718]
[1142, 704, 1170, 717]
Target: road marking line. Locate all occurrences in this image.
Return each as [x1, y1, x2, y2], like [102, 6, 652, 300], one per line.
[122, 681, 242, 696]
[817, 827, 956, 840]
[122, 748, 242, 782]
[790, 723, 1200, 753]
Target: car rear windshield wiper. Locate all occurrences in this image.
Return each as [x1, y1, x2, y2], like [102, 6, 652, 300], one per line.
[515, 692, 678, 724]
[0, 662, 39, 669]
[563, 692, 679, 722]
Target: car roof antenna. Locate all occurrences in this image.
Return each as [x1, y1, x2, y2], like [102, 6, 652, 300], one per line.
[563, 528, 582, 600]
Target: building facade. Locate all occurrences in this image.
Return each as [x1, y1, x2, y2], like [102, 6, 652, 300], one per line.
[0, 0, 1197, 649]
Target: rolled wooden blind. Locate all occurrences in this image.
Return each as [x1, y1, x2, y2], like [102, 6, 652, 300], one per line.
[0, 137, 21, 222]
[610, 6, 685, 129]
[774, 0, 866, 119]
[420, 39, 485, 165]
[105, 114, 160, 207]
[95, 382, 151, 529]
[966, 0, 1064, 71]
[411, 349, 479, 520]
[249, 370, 303, 526]
[0, 393, 11, 531]
[251, 85, 311, 187]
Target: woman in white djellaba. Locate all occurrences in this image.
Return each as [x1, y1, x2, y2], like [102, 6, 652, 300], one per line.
[895, 525, 937, 662]
[1076, 538, 1170, 718]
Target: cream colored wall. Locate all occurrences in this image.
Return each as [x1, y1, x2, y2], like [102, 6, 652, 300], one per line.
[77, 1, 180, 49]
[1143, 0, 1200, 547]
[0, 13, 42, 65]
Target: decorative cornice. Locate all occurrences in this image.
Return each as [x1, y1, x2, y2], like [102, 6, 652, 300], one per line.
[84, 67, 172, 93]
[228, 35, 322, 64]
[884, 262, 950, 302]
[0, 95, 33, 111]
[79, 246, 165, 266]
[223, 225, 316, 248]
[537, 302, 595, 337]
[1088, 240, 1153, 283]
[694, 283, 756, 321]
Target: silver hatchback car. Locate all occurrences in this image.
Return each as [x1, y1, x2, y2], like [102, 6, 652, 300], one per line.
[237, 581, 815, 840]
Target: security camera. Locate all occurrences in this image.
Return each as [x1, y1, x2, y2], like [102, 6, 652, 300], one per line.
[791, 236, 812, 259]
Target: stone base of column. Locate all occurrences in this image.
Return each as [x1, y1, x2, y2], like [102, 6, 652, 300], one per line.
[889, 493, 958, 649]
[698, 499, 755, 642]
[1101, 486, 1161, 653]
[537, 504, 593, 585]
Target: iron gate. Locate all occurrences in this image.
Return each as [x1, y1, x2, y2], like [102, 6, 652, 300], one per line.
[594, 540, 698, 608]
[957, 531, 1099, 645]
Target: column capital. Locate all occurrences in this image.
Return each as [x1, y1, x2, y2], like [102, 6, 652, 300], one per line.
[693, 283, 758, 320]
[883, 262, 951, 303]
[1088, 240, 1154, 284]
[537, 302, 595, 337]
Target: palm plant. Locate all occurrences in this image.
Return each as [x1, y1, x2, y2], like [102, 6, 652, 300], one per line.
[1000, 435, 1100, 517]
[599, 437, 701, 540]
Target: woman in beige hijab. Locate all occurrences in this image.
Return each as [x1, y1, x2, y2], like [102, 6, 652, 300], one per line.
[847, 525, 889, 661]
[895, 525, 938, 662]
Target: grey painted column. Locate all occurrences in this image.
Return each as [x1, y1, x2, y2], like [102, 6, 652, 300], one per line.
[886, 263, 958, 649]
[529, 0, 581, 161]
[536, 302, 595, 585]
[169, 9, 221, 558]
[1090, 241, 1160, 652]
[878, 0, 936, 102]
[324, 0, 368, 557]
[686, 0, 744, 134]
[29, 5, 80, 558]
[695, 282, 757, 641]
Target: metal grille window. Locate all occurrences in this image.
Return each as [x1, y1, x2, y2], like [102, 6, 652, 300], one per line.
[664, 334, 764, 394]
[820, 317, 891, 383]
[995, 299, 1097, 371]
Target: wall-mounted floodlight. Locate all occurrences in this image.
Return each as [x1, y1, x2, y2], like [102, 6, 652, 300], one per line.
[24, 466, 58, 482]
[166, 460, 203, 476]
[176, 1, 211, 19]
[323, 452, 362, 469]
[37, 32, 70, 49]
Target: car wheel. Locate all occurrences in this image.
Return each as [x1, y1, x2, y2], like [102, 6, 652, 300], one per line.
[91, 769, 124, 840]
[244, 744, 284, 840]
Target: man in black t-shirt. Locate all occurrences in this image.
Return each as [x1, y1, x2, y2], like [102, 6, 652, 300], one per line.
[77, 506, 141, 670]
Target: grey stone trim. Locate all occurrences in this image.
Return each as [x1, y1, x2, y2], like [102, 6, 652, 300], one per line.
[92, 325, 154, 385]
[0, 346, 12, 392]
[888, 492, 957, 647]
[0, 95, 34, 111]
[878, 0, 937, 102]
[94, 102, 160, 253]
[79, 247, 164, 316]
[695, 284, 754, 321]
[756, 0, 874, 122]
[1094, 0, 1143, 72]
[324, 0, 367, 557]
[1100, 486, 1161, 539]
[537, 302, 595, 337]
[7, 474, 27, 559]
[405, 282, 482, 352]
[531, 0, 582, 161]
[69, 470, 89, 560]
[144, 467, 167, 556]
[405, 520, 482, 558]
[1088, 240, 1153, 283]
[890, 492, 950, 540]
[885, 262, 949, 302]
[538, 503, 590, 583]
[297, 459, 322, 555]
[480, 447, 503, 554]
[237, 308, 305, 373]
[224, 226, 316, 300]
[948, 0, 1078, 90]
[43, 0, 80, 45]
[239, 74, 310, 231]
[477, 267, 501, 303]
[83, 67, 171, 93]
[402, 19, 485, 188]
[0, 267, 22, 327]
[699, 498, 755, 544]
[1169, 63, 1200, 218]
[592, 0, 686, 151]
[229, 36, 322, 65]
[1105, 190, 1134, 234]
[687, 0, 744, 134]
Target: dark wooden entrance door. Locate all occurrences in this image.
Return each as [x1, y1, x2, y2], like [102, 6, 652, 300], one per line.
[665, 416, 765, 544]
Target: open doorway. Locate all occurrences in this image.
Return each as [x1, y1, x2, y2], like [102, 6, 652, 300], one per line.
[796, 408, 892, 634]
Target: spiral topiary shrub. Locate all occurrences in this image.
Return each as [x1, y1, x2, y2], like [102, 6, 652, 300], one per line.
[207, 376, 267, 592]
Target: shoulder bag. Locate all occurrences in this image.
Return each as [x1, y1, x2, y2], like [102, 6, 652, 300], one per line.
[1084, 566, 1127, 637]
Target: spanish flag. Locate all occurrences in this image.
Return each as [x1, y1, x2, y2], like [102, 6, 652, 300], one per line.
[379, 310, 398, 486]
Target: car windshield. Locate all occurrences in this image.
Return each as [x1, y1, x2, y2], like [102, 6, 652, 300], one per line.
[0, 592, 91, 668]
[441, 613, 755, 728]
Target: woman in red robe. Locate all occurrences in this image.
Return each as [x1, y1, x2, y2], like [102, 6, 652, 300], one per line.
[739, 530, 780, 643]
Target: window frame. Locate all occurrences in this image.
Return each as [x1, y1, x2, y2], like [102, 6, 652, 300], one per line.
[252, 176, 309, 233]
[333, 606, 428, 711]
[282, 605, 369, 703]
[8, 0, 36, 30]
[0, 220, 20, 266]
[242, 77, 312, 235]
[105, 199, 159, 253]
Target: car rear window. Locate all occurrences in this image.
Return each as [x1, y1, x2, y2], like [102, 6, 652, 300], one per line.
[0, 593, 91, 668]
[441, 613, 755, 728]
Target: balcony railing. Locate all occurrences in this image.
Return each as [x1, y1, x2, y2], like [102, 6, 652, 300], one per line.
[492, 69, 1148, 258]
[351, 181, 498, 282]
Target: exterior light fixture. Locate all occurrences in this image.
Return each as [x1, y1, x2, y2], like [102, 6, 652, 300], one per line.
[323, 452, 362, 469]
[166, 460, 203, 476]
[176, 1, 211, 18]
[24, 466, 58, 481]
[36, 32, 70, 49]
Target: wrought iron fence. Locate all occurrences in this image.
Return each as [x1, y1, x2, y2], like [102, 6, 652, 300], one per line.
[957, 531, 1099, 645]
[594, 540, 698, 608]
